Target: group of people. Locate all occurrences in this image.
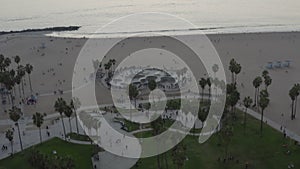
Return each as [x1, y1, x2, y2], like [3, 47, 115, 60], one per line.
[1, 145, 8, 151]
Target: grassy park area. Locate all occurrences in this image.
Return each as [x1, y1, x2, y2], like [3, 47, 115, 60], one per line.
[1, 109, 299, 169]
[0, 138, 94, 169]
[132, 111, 300, 169]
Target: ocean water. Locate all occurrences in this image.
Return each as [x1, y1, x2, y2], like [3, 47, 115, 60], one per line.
[1, 0, 300, 37]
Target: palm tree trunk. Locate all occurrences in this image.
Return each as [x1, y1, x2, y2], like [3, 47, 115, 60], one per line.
[254, 88, 257, 106]
[28, 74, 33, 93]
[7, 93, 11, 104]
[157, 155, 161, 169]
[260, 109, 264, 137]
[291, 100, 294, 120]
[244, 108, 247, 135]
[294, 96, 298, 119]
[74, 111, 79, 134]
[16, 124, 23, 150]
[69, 118, 72, 134]
[201, 88, 204, 102]
[61, 114, 66, 140]
[10, 92, 14, 107]
[21, 79, 25, 97]
[18, 85, 22, 98]
[39, 127, 42, 143]
[164, 153, 169, 169]
[10, 141, 13, 155]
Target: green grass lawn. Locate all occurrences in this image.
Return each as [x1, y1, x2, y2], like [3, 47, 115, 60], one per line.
[1, 109, 300, 169]
[67, 132, 92, 142]
[0, 138, 94, 169]
[132, 111, 300, 169]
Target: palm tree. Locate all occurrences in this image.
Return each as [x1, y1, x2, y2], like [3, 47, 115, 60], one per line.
[289, 85, 300, 120]
[252, 76, 262, 107]
[262, 70, 269, 79]
[14, 74, 22, 98]
[64, 105, 73, 134]
[5, 129, 14, 155]
[229, 59, 236, 84]
[148, 79, 157, 91]
[243, 96, 253, 134]
[9, 106, 23, 150]
[289, 86, 297, 120]
[258, 90, 270, 136]
[221, 125, 233, 159]
[229, 59, 241, 84]
[129, 84, 139, 109]
[234, 63, 241, 84]
[148, 79, 157, 102]
[264, 75, 272, 91]
[198, 107, 209, 128]
[70, 98, 81, 134]
[226, 89, 240, 119]
[32, 112, 45, 143]
[293, 83, 300, 119]
[54, 97, 67, 140]
[151, 117, 164, 169]
[17, 65, 26, 97]
[206, 78, 212, 99]
[14, 55, 20, 66]
[171, 142, 186, 169]
[25, 64, 33, 93]
[199, 78, 207, 102]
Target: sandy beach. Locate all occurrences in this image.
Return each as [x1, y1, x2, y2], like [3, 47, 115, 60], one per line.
[0, 31, 299, 136]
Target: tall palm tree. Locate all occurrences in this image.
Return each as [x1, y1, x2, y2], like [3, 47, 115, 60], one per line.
[289, 85, 300, 120]
[129, 84, 139, 109]
[148, 79, 157, 103]
[227, 89, 240, 119]
[264, 75, 272, 91]
[262, 70, 269, 79]
[25, 64, 33, 93]
[64, 105, 73, 134]
[4, 57, 11, 70]
[293, 83, 300, 119]
[14, 55, 20, 66]
[198, 107, 209, 128]
[199, 78, 207, 102]
[9, 106, 23, 150]
[5, 129, 14, 155]
[234, 63, 241, 85]
[289, 86, 297, 120]
[243, 96, 253, 134]
[14, 74, 22, 98]
[70, 98, 81, 134]
[54, 97, 67, 140]
[148, 79, 157, 91]
[252, 76, 262, 107]
[171, 142, 186, 169]
[32, 112, 45, 143]
[206, 78, 212, 99]
[229, 59, 236, 84]
[17, 65, 26, 97]
[151, 117, 164, 169]
[259, 90, 270, 136]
